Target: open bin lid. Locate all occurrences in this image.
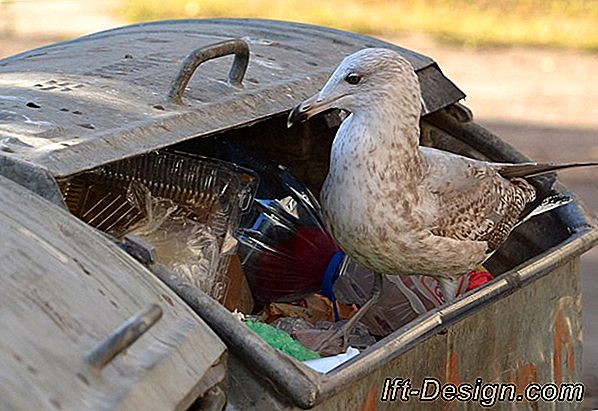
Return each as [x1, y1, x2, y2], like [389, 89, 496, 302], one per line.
[0, 174, 226, 411]
[0, 19, 463, 178]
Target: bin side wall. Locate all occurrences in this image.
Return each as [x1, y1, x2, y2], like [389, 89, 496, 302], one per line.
[326, 258, 582, 410]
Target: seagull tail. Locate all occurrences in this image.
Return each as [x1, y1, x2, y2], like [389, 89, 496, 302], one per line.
[522, 193, 573, 223]
[498, 161, 598, 179]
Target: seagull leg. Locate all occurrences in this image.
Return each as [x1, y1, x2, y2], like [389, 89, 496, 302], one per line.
[438, 277, 460, 303]
[314, 272, 384, 353]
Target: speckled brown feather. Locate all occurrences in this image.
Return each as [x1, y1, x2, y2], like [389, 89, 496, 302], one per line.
[422, 147, 537, 251]
[292, 48, 593, 285]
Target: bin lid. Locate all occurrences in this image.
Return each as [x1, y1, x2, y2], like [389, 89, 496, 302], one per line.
[0, 174, 226, 411]
[0, 19, 464, 178]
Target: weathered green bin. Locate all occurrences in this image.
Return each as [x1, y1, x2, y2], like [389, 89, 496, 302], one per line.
[0, 19, 596, 410]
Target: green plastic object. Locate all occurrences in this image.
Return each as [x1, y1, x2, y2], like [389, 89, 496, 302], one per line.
[245, 320, 320, 361]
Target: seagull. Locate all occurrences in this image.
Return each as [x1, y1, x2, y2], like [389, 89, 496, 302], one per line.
[287, 48, 597, 342]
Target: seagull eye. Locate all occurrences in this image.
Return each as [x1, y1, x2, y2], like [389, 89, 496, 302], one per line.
[345, 73, 361, 85]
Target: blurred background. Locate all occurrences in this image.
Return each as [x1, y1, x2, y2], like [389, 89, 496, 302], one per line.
[1, 0, 597, 407]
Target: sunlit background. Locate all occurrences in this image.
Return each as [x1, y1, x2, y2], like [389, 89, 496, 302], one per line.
[3, 0, 598, 48]
[1, 0, 598, 408]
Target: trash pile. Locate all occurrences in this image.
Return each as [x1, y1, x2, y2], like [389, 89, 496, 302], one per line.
[61, 137, 493, 373]
[182, 137, 494, 372]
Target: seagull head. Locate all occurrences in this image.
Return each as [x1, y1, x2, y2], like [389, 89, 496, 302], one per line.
[288, 48, 421, 127]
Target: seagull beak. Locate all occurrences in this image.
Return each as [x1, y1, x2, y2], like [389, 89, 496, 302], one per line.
[287, 92, 335, 128]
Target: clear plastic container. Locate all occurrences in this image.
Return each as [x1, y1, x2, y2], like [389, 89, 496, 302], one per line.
[236, 167, 339, 306]
[60, 150, 258, 301]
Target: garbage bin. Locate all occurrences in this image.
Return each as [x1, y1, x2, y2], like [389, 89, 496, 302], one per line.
[0, 19, 596, 410]
[0, 174, 227, 410]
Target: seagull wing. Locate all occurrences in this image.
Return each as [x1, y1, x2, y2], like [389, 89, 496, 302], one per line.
[421, 147, 536, 252]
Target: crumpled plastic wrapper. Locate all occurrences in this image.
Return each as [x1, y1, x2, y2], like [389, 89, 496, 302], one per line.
[334, 259, 493, 337]
[125, 182, 227, 300]
[271, 317, 375, 356]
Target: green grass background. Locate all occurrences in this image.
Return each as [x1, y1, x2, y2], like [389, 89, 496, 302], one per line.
[121, 0, 598, 50]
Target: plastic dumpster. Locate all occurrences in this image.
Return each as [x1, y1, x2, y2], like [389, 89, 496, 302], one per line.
[0, 19, 596, 410]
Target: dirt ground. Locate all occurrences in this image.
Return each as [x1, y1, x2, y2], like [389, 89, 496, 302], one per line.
[1, 31, 598, 407]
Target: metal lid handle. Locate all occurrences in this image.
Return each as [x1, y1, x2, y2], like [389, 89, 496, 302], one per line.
[85, 304, 163, 369]
[168, 39, 249, 104]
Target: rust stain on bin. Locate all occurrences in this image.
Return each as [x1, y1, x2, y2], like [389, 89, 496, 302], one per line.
[358, 385, 377, 411]
[443, 351, 459, 411]
[514, 363, 538, 391]
[553, 301, 575, 384]
[445, 350, 459, 386]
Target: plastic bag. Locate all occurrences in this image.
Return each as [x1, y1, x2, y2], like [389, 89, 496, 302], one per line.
[334, 258, 493, 336]
[125, 182, 226, 298]
[238, 193, 338, 306]
[244, 320, 320, 361]
[271, 317, 375, 356]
